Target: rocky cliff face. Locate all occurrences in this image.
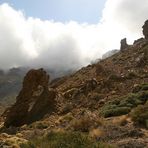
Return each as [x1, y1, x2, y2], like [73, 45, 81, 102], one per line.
[4, 69, 57, 127]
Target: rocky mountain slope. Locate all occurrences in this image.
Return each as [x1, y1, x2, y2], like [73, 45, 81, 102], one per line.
[0, 21, 148, 148]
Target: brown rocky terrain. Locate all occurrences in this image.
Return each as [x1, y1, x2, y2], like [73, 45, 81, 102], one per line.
[0, 20, 148, 148]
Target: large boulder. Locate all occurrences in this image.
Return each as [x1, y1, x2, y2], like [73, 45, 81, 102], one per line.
[142, 20, 148, 39]
[4, 69, 57, 127]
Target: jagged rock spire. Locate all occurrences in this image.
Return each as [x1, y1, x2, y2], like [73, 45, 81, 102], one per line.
[4, 68, 56, 127]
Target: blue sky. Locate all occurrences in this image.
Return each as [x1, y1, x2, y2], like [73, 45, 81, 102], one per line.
[0, 0, 106, 23]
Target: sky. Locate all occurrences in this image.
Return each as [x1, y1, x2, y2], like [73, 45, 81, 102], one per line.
[0, 0, 106, 23]
[0, 0, 148, 71]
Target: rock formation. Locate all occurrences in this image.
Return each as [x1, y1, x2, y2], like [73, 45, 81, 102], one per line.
[4, 69, 57, 127]
[120, 38, 129, 51]
[142, 20, 148, 39]
[133, 38, 144, 45]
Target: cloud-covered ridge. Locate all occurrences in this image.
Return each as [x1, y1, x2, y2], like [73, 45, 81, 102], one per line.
[0, 0, 148, 71]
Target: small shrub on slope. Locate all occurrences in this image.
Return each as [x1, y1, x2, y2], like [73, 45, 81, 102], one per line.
[130, 102, 148, 128]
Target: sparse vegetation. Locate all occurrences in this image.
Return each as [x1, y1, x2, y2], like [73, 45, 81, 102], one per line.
[71, 116, 93, 132]
[132, 83, 148, 93]
[130, 102, 148, 128]
[89, 128, 105, 139]
[108, 74, 125, 81]
[29, 121, 49, 129]
[112, 116, 128, 126]
[20, 131, 114, 148]
[126, 71, 139, 79]
[100, 88, 148, 117]
[88, 92, 104, 101]
[101, 106, 131, 118]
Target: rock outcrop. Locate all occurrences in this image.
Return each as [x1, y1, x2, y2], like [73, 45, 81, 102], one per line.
[4, 69, 57, 127]
[120, 38, 129, 51]
[142, 20, 148, 39]
[133, 37, 144, 45]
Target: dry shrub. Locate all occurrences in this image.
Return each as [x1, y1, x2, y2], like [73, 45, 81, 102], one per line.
[89, 128, 105, 139]
[112, 115, 128, 126]
[71, 116, 93, 132]
[71, 115, 104, 132]
[57, 113, 74, 124]
[130, 103, 148, 127]
[88, 92, 104, 101]
[3, 136, 27, 147]
[95, 117, 105, 126]
[29, 121, 49, 129]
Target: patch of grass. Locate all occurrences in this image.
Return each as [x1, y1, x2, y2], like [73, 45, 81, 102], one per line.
[20, 131, 114, 148]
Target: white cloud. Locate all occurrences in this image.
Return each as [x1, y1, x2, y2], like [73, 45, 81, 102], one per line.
[101, 0, 148, 42]
[0, 1, 147, 71]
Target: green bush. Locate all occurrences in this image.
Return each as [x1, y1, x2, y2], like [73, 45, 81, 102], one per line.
[20, 131, 114, 148]
[101, 106, 131, 118]
[130, 102, 148, 127]
[100, 89, 148, 118]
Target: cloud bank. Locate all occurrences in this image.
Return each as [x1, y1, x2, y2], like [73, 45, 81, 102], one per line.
[0, 0, 148, 71]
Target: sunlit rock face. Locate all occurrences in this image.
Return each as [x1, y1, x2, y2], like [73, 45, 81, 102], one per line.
[4, 68, 57, 127]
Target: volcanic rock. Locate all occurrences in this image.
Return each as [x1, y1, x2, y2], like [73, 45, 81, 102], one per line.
[133, 38, 144, 45]
[4, 69, 57, 127]
[120, 38, 129, 51]
[142, 20, 148, 39]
